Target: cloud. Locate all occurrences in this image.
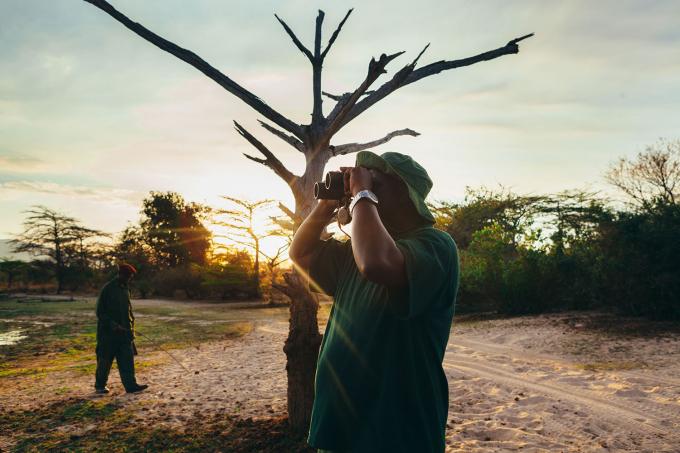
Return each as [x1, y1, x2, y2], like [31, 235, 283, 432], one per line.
[0, 180, 141, 205]
[0, 154, 47, 173]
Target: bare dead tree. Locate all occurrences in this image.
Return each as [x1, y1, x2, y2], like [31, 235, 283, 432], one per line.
[82, 0, 532, 430]
[606, 138, 680, 212]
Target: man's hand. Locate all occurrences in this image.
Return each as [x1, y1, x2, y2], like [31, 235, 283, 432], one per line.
[289, 199, 338, 271]
[112, 323, 126, 333]
[340, 166, 373, 196]
[313, 199, 338, 222]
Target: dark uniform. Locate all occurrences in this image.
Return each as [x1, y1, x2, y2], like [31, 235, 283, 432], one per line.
[94, 278, 138, 391]
[307, 227, 459, 452]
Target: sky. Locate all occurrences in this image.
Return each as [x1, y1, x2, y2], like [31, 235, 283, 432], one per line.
[1, 0, 679, 251]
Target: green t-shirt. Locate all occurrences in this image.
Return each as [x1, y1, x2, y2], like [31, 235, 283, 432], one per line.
[307, 226, 459, 453]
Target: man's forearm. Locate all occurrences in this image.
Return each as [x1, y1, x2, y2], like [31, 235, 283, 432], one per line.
[351, 201, 406, 286]
[289, 202, 336, 269]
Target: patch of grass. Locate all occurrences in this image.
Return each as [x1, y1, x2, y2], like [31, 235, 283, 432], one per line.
[0, 298, 255, 381]
[0, 367, 48, 379]
[61, 399, 119, 420]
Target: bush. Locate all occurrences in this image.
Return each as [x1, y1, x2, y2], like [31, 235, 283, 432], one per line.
[200, 263, 258, 300]
[598, 204, 680, 320]
[151, 267, 204, 299]
[499, 249, 559, 314]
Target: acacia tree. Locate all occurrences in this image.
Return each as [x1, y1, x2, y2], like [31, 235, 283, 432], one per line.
[214, 197, 277, 296]
[83, 0, 532, 430]
[10, 206, 104, 293]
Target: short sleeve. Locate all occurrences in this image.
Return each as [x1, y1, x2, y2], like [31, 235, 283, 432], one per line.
[308, 238, 351, 296]
[391, 231, 459, 319]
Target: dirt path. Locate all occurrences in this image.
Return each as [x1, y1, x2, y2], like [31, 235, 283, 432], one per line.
[444, 317, 680, 452]
[2, 311, 679, 452]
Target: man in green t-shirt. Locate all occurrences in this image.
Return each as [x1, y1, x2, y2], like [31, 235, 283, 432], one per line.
[290, 151, 460, 452]
[94, 263, 148, 394]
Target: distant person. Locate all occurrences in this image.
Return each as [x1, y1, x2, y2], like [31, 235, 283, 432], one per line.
[290, 151, 460, 452]
[94, 263, 148, 394]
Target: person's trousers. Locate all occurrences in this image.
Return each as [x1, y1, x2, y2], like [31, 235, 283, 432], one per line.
[94, 339, 137, 391]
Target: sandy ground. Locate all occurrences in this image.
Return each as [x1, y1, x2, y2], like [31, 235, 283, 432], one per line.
[1, 307, 679, 452]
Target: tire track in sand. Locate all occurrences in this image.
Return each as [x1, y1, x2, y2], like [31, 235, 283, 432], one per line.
[447, 337, 680, 426]
[444, 352, 679, 445]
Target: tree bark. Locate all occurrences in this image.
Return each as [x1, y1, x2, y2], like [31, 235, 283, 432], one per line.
[283, 144, 329, 431]
[282, 269, 322, 433]
[254, 237, 261, 297]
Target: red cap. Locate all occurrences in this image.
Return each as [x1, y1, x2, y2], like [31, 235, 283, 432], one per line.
[118, 263, 137, 275]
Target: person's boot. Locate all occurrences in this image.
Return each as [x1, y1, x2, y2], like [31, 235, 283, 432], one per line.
[95, 386, 110, 394]
[126, 383, 149, 394]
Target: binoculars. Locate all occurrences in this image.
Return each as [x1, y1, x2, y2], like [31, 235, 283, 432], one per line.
[314, 171, 352, 225]
[314, 171, 346, 200]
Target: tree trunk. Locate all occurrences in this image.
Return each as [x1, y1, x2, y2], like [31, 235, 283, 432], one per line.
[254, 237, 261, 297]
[55, 239, 64, 295]
[285, 146, 329, 432]
[283, 269, 322, 432]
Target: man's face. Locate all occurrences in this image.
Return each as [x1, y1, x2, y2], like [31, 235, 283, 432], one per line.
[367, 169, 412, 218]
[119, 271, 134, 284]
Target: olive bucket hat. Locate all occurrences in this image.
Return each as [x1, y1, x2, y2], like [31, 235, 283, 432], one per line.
[355, 151, 435, 224]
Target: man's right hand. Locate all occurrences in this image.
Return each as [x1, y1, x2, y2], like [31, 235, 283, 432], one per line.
[290, 199, 338, 270]
[312, 199, 338, 222]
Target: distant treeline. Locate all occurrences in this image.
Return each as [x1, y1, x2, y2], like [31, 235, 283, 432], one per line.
[431, 139, 680, 321]
[1, 192, 289, 302]
[2, 139, 679, 319]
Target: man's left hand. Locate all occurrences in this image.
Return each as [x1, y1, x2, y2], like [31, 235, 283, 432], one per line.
[340, 166, 373, 196]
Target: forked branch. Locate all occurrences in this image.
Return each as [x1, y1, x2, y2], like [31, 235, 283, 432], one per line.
[338, 33, 534, 130]
[275, 13, 314, 62]
[324, 51, 405, 139]
[234, 121, 298, 187]
[321, 9, 353, 59]
[258, 120, 305, 152]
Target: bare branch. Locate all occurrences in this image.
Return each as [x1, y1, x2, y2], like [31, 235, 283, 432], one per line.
[234, 121, 298, 187]
[221, 196, 276, 210]
[323, 91, 375, 125]
[322, 90, 374, 101]
[258, 120, 305, 152]
[314, 10, 325, 58]
[83, 0, 303, 138]
[330, 128, 420, 156]
[321, 8, 353, 60]
[324, 92, 351, 122]
[271, 216, 295, 233]
[324, 51, 405, 139]
[411, 43, 430, 67]
[312, 10, 325, 124]
[278, 202, 297, 222]
[272, 282, 293, 298]
[274, 13, 314, 62]
[338, 34, 535, 129]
